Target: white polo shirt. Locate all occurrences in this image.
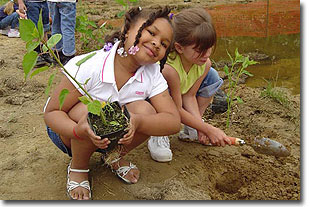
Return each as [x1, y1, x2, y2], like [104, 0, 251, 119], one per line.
[63, 41, 168, 106]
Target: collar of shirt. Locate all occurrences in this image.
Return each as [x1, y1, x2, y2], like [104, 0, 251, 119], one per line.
[100, 41, 144, 84]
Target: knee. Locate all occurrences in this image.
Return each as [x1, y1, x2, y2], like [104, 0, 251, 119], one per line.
[125, 100, 156, 115]
[68, 102, 88, 122]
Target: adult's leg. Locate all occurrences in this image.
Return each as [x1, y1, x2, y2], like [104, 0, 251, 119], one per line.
[48, 2, 63, 51]
[59, 2, 76, 56]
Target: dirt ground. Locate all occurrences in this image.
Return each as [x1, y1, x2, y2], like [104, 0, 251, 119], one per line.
[0, 0, 300, 201]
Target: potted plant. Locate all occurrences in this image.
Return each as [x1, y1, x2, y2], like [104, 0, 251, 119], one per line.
[19, 14, 130, 153]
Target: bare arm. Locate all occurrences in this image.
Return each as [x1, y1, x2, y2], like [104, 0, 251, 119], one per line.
[17, 0, 27, 14]
[162, 64, 208, 133]
[163, 62, 231, 146]
[140, 89, 181, 136]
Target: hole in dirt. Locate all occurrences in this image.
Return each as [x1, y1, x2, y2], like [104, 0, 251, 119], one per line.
[215, 171, 243, 194]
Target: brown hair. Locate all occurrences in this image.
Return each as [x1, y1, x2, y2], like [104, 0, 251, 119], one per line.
[105, 6, 173, 70]
[3, 0, 18, 15]
[172, 7, 216, 56]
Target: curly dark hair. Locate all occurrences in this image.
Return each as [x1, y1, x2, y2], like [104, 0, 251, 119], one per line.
[104, 6, 173, 70]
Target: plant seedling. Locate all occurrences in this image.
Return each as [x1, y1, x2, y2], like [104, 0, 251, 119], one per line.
[224, 48, 258, 127]
[19, 12, 130, 152]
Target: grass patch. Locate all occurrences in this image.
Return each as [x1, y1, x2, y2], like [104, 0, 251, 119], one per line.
[261, 82, 289, 107]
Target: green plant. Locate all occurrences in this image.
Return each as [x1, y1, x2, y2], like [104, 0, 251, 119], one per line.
[115, 0, 139, 17]
[224, 48, 258, 127]
[261, 80, 289, 107]
[19, 13, 128, 128]
[75, 15, 106, 52]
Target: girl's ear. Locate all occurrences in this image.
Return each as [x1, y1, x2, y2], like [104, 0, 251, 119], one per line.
[174, 42, 183, 54]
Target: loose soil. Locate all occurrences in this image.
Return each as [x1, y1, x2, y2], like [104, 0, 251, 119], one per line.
[0, 0, 300, 200]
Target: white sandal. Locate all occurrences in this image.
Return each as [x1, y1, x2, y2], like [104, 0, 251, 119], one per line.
[110, 157, 139, 184]
[67, 162, 91, 200]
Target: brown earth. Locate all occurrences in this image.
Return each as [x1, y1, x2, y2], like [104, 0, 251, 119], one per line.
[0, 0, 300, 200]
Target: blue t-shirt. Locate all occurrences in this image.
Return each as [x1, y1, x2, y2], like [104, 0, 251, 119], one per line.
[0, 3, 18, 21]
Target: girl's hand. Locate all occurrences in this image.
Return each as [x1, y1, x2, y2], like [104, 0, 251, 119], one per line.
[198, 131, 211, 145]
[206, 125, 232, 146]
[118, 113, 138, 145]
[18, 3, 27, 15]
[16, 10, 26, 19]
[76, 114, 110, 149]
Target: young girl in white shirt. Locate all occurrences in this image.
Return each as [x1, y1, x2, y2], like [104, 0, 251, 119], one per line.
[44, 6, 180, 200]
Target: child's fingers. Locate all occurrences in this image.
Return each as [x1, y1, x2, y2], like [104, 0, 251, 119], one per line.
[93, 138, 110, 149]
[224, 136, 232, 145]
[119, 128, 135, 144]
[119, 134, 133, 145]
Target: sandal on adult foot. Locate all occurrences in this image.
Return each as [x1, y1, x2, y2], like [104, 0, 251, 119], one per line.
[110, 158, 139, 184]
[67, 162, 91, 200]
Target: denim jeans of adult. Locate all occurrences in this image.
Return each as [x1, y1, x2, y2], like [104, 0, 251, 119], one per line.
[0, 12, 19, 29]
[48, 2, 76, 56]
[25, 1, 50, 33]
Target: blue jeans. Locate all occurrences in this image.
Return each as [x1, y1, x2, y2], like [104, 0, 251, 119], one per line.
[0, 12, 19, 29]
[25, 1, 50, 33]
[48, 2, 76, 56]
[197, 67, 223, 98]
[46, 126, 106, 157]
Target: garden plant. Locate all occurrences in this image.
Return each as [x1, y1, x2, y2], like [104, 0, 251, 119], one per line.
[224, 48, 258, 127]
[19, 13, 130, 154]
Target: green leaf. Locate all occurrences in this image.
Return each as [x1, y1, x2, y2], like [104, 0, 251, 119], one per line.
[242, 56, 249, 68]
[22, 51, 38, 80]
[226, 49, 233, 62]
[248, 59, 259, 65]
[37, 9, 44, 41]
[87, 100, 102, 116]
[242, 69, 254, 77]
[78, 96, 92, 105]
[26, 40, 40, 53]
[115, 0, 126, 6]
[223, 65, 229, 75]
[109, 121, 120, 126]
[84, 78, 91, 85]
[19, 19, 38, 42]
[46, 34, 62, 49]
[45, 72, 56, 96]
[88, 21, 98, 28]
[117, 10, 125, 18]
[236, 96, 244, 104]
[30, 65, 49, 78]
[75, 52, 96, 66]
[59, 89, 69, 110]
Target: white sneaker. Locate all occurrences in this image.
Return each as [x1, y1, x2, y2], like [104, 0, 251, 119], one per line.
[147, 136, 172, 162]
[0, 27, 10, 36]
[8, 29, 20, 38]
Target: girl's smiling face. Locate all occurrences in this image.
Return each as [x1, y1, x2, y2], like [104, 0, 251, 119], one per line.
[125, 17, 173, 65]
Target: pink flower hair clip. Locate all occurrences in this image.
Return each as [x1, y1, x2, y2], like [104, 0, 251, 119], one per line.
[128, 45, 140, 55]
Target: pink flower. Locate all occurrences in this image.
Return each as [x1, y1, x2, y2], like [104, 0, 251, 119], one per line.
[128, 45, 140, 55]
